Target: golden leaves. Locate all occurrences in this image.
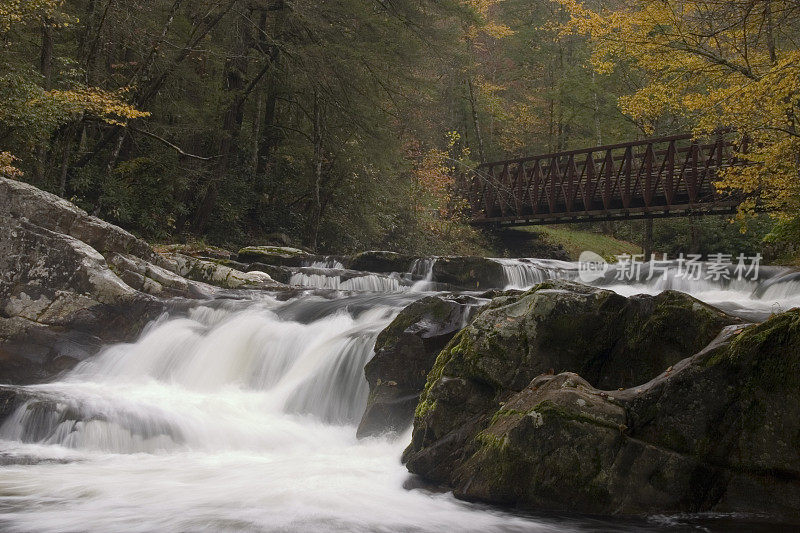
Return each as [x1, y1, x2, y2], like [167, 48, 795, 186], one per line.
[0, 151, 22, 178]
[48, 87, 150, 125]
[558, 0, 800, 218]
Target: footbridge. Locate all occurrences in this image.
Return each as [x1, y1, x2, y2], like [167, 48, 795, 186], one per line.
[466, 133, 746, 226]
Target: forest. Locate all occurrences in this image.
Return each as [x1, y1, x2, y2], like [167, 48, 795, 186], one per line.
[1, 0, 799, 260]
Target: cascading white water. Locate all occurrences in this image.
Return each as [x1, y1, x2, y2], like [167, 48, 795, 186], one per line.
[592, 263, 800, 321]
[494, 258, 575, 289]
[306, 257, 346, 270]
[491, 257, 800, 321]
[2, 255, 799, 532]
[409, 257, 437, 291]
[289, 272, 406, 292]
[0, 294, 565, 532]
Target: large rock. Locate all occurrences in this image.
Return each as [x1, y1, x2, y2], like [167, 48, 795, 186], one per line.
[237, 246, 312, 266]
[402, 281, 764, 514]
[431, 256, 506, 290]
[0, 176, 287, 384]
[347, 251, 416, 274]
[164, 254, 276, 290]
[357, 296, 478, 438]
[0, 214, 165, 383]
[0, 178, 163, 266]
[404, 310, 800, 517]
[154, 243, 234, 261]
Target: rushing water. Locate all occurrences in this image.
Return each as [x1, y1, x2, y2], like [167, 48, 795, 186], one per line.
[1, 258, 799, 532]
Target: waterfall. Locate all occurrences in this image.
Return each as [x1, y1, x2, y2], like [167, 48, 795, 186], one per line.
[494, 258, 575, 289]
[1, 255, 799, 531]
[289, 272, 405, 292]
[1, 304, 393, 453]
[0, 292, 553, 531]
[306, 257, 346, 270]
[410, 258, 437, 292]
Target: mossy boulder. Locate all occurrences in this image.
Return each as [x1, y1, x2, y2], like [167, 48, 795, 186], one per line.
[237, 246, 312, 266]
[404, 292, 800, 517]
[164, 254, 278, 290]
[357, 295, 478, 438]
[431, 256, 506, 290]
[410, 280, 737, 397]
[408, 311, 800, 517]
[347, 251, 416, 274]
[403, 281, 748, 510]
[245, 263, 293, 284]
[153, 243, 233, 261]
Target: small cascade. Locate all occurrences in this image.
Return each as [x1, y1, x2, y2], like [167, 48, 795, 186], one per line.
[494, 258, 575, 289]
[409, 257, 437, 291]
[289, 271, 343, 289]
[306, 257, 346, 270]
[289, 271, 406, 292]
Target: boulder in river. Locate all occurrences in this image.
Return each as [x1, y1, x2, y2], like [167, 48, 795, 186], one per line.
[357, 295, 479, 438]
[404, 310, 800, 517]
[164, 254, 275, 290]
[237, 246, 312, 266]
[0, 177, 286, 384]
[347, 251, 416, 274]
[431, 256, 506, 290]
[399, 281, 800, 517]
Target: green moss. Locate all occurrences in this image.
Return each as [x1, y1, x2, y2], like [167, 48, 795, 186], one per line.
[489, 408, 526, 425]
[530, 400, 621, 431]
[414, 398, 437, 419]
[474, 431, 509, 451]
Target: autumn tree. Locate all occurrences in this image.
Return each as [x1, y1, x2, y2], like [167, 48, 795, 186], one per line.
[558, 0, 800, 220]
[0, 0, 146, 185]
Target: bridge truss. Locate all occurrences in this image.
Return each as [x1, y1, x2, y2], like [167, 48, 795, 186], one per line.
[466, 133, 746, 226]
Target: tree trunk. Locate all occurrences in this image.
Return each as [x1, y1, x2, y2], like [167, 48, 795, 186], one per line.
[35, 15, 54, 185]
[192, 11, 252, 233]
[467, 77, 486, 163]
[309, 90, 324, 251]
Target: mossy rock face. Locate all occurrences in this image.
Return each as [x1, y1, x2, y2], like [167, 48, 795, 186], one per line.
[245, 263, 293, 284]
[357, 296, 479, 438]
[404, 298, 800, 517]
[431, 256, 506, 290]
[154, 243, 233, 261]
[347, 251, 417, 274]
[237, 246, 312, 266]
[167, 254, 277, 289]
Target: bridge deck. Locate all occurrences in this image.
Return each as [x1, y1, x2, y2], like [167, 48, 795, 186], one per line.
[466, 133, 745, 226]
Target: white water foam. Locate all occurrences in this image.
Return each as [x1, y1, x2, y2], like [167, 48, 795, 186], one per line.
[0, 297, 572, 532]
[1, 256, 799, 531]
[289, 272, 405, 292]
[410, 257, 437, 292]
[494, 258, 575, 289]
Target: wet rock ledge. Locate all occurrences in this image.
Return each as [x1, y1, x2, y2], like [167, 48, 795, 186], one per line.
[387, 279, 800, 519]
[0, 177, 284, 384]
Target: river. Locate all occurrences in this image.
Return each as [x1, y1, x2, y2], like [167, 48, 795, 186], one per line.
[1, 257, 798, 532]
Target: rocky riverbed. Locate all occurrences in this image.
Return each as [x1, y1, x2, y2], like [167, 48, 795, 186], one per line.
[2, 176, 800, 531]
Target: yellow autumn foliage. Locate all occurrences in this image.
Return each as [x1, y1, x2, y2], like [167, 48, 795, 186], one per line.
[1, 0, 147, 173]
[0, 0, 67, 32]
[0, 151, 22, 178]
[462, 0, 514, 39]
[48, 87, 150, 125]
[557, 0, 800, 218]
